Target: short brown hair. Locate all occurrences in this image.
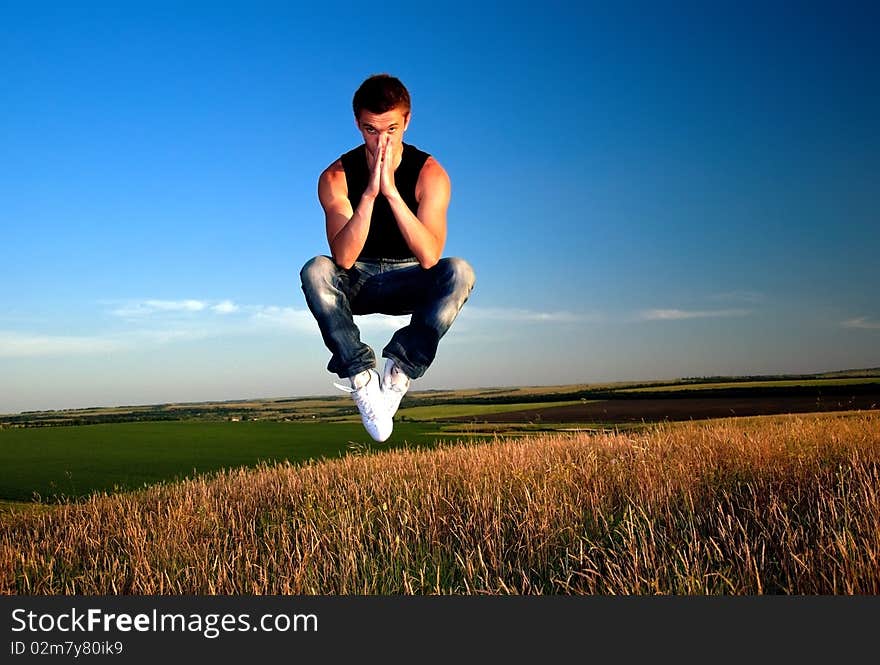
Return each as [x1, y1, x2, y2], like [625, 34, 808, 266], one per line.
[352, 74, 411, 118]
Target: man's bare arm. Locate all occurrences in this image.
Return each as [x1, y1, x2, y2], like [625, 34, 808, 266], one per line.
[384, 156, 450, 269]
[319, 137, 387, 269]
[318, 162, 368, 269]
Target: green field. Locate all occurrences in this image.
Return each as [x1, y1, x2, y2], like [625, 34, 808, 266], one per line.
[0, 421, 458, 502]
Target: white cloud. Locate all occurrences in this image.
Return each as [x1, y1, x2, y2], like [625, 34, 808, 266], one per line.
[212, 300, 239, 314]
[132, 329, 214, 344]
[112, 299, 208, 318]
[356, 314, 410, 330]
[112, 298, 243, 318]
[639, 308, 751, 321]
[708, 291, 766, 304]
[248, 306, 407, 332]
[248, 305, 316, 331]
[0, 331, 127, 358]
[459, 307, 598, 323]
[155, 299, 206, 312]
[107, 300, 592, 327]
[842, 317, 880, 330]
[0, 328, 225, 358]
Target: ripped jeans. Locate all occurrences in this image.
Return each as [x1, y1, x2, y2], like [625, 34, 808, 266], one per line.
[300, 255, 476, 379]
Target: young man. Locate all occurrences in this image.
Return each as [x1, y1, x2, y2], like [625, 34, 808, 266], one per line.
[300, 74, 476, 442]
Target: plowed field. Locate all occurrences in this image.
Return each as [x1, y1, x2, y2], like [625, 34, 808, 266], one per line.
[446, 392, 880, 423]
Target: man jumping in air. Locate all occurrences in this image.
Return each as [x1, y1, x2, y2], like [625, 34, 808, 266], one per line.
[300, 74, 476, 442]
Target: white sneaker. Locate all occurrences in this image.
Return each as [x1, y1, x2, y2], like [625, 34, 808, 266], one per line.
[334, 369, 393, 442]
[382, 358, 411, 418]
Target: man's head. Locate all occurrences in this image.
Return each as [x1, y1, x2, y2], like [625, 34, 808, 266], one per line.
[353, 74, 412, 158]
[353, 74, 411, 119]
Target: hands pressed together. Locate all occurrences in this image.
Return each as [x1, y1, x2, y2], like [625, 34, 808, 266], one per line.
[365, 135, 399, 200]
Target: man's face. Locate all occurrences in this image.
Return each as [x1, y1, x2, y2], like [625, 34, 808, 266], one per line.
[356, 107, 410, 159]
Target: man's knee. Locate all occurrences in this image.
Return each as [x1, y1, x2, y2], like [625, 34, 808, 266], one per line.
[438, 257, 476, 293]
[300, 255, 337, 289]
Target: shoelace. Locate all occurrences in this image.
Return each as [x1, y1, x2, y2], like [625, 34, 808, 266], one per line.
[334, 381, 379, 420]
[385, 366, 410, 393]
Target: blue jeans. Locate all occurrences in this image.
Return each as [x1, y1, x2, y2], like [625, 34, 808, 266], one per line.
[300, 256, 476, 379]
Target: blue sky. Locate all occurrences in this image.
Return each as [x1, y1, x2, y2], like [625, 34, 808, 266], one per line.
[2, 1, 878, 413]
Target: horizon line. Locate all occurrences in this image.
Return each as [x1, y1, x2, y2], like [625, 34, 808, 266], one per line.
[3, 366, 879, 417]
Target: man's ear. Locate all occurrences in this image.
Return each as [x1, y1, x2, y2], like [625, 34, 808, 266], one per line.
[403, 112, 411, 132]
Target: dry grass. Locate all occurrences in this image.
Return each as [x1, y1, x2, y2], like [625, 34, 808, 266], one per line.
[2, 412, 878, 594]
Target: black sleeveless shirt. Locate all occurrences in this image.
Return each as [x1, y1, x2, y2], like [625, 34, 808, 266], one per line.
[340, 142, 430, 261]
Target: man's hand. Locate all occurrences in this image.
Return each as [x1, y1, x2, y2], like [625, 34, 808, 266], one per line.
[364, 135, 387, 200]
[380, 137, 399, 199]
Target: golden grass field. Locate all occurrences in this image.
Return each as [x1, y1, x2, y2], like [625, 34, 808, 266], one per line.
[2, 411, 878, 594]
